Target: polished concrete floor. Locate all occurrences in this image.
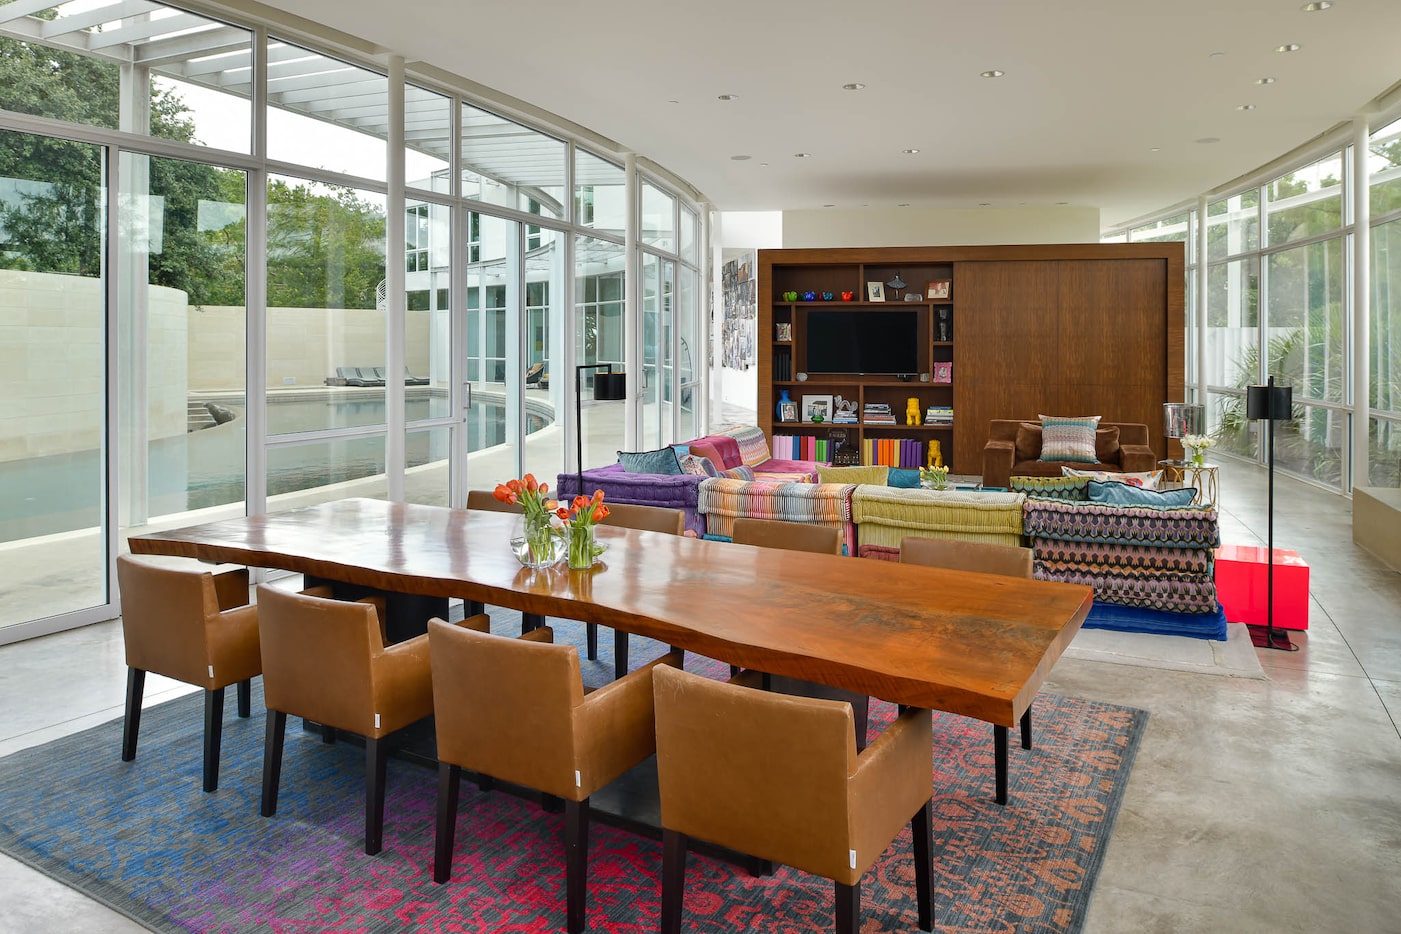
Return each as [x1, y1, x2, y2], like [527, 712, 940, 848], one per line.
[0, 458, 1398, 933]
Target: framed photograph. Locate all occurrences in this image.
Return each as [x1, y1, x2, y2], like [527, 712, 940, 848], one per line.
[866, 281, 886, 302]
[778, 400, 798, 422]
[932, 361, 953, 384]
[801, 393, 834, 423]
[775, 322, 793, 342]
[926, 279, 952, 300]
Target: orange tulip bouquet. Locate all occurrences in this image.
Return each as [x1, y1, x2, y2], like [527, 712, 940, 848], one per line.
[494, 474, 561, 567]
[558, 490, 610, 569]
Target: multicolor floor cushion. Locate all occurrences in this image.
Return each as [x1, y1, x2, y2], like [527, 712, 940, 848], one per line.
[1024, 499, 1222, 627]
[1083, 601, 1229, 640]
[852, 486, 1026, 552]
[697, 477, 855, 554]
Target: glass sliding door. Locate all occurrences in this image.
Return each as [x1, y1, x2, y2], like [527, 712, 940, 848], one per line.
[464, 211, 520, 483]
[575, 235, 626, 472]
[521, 226, 564, 484]
[405, 199, 452, 506]
[0, 130, 110, 632]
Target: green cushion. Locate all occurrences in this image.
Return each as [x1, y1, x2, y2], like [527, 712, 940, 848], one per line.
[887, 468, 922, 489]
[617, 447, 682, 475]
[817, 464, 889, 485]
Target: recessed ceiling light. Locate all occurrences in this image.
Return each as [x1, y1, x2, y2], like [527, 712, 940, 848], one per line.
[897, 203, 910, 207]
[1256, 77, 1277, 85]
[978, 202, 992, 206]
[717, 93, 738, 101]
[1056, 201, 1069, 206]
[793, 152, 810, 158]
[1302, 1, 1332, 11]
[1196, 137, 1221, 144]
[980, 70, 1005, 78]
[667, 99, 680, 104]
[823, 204, 836, 208]
[730, 154, 751, 160]
[842, 83, 866, 91]
[759, 162, 769, 167]
[1208, 51, 1227, 60]
[1275, 43, 1301, 52]
[902, 148, 920, 154]
[1150, 147, 1162, 152]
[1237, 104, 1257, 111]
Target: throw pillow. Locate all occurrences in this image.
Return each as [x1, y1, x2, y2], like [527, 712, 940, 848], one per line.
[887, 467, 922, 489]
[1095, 426, 1121, 463]
[1014, 422, 1042, 463]
[718, 464, 756, 480]
[1062, 466, 1162, 489]
[1087, 480, 1199, 509]
[617, 447, 682, 475]
[816, 464, 890, 486]
[678, 454, 718, 477]
[1038, 415, 1102, 464]
[1008, 476, 1091, 501]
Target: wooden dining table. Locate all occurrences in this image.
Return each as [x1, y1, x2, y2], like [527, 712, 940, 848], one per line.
[128, 497, 1093, 801]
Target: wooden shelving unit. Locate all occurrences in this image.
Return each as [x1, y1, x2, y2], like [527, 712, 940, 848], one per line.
[758, 245, 1187, 472]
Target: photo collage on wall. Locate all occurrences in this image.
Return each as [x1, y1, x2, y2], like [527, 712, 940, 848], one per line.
[721, 251, 757, 370]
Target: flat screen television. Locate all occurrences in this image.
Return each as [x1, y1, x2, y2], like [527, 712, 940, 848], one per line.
[805, 309, 920, 375]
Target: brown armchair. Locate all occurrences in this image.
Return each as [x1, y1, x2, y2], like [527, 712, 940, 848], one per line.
[982, 419, 1157, 489]
[428, 618, 682, 933]
[653, 665, 934, 934]
[732, 517, 843, 554]
[255, 585, 473, 855]
[115, 555, 260, 793]
[901, 537, 1035, 805]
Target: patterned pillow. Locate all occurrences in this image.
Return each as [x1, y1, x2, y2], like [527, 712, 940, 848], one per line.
[1088, 480, 1198, 509]
[1062, 467, 1162, 489]
[817, 464, 889, 485]
[678, 454, 718, 477]
[1038, 415, 1101, 464]
[1009, 476, 1091, 501]
[617, 447, 681, 475]
[718, 464, 756, 481]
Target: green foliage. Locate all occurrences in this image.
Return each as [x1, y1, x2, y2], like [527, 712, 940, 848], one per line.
[265, 179, 385, 309]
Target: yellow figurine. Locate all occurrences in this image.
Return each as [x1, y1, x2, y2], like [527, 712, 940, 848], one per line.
[906, 397, 921, 426]
[927, 440, 943, 468]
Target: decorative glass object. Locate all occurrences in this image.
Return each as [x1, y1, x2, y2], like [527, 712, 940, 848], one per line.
[560, 490, 609, 569]
[511, 513, 561, 568]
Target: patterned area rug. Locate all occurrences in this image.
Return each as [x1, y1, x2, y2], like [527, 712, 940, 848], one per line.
[0, 628, 1146, 933]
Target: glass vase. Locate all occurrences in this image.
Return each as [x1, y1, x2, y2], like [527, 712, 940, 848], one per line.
[510, 513, 559, 568]
[564, 523, 602, 570]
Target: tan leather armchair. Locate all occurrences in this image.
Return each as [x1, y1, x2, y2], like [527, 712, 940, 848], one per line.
[428, 618, 681, 934]
[731, 516, 842, 554]
[590, 502, 686, 679]
[653, 665, 934, 934]
[901, 536, 1035, 805]
[115, 555, 260, 793]
[255, 585, 482, 855]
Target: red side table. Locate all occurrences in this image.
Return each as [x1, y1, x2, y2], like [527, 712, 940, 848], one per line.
[1214, 544, 1310, 630]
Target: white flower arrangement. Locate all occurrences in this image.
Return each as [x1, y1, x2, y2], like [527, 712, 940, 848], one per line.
[1181, 434, 1216, 451]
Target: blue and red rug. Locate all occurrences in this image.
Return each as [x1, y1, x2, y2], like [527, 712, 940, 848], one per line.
[0, 630, 1145, 933]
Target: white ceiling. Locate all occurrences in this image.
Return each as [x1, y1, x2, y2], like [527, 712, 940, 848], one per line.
[253, 0, 1399, 228]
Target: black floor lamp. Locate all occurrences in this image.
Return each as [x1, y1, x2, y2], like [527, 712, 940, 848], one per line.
[1246, 376, 1299, 652]
[575, 363, 626, 494]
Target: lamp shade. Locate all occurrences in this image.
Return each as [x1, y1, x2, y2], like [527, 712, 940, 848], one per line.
[1246, 384, 1292, 420]
[593, 371, 626, 401]
[1163, 402, 1205, 439]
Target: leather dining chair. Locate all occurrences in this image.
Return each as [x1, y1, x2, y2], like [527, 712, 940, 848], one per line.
[587, 502, 686, 680]
[466, 489, 546, 633]
[255, 584, 468, 855]
[428, 617, 682, 934]
[900, 536, 1035, 805]
[116, 555, 261, 793]
[653, 665, 934, 934]
[731, 517, 842, 555]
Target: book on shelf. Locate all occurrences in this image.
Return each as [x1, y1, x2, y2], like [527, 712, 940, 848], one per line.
[860, 437, 928, 468]
[924, 405, 954, 426]
[772, 434, 831, 463]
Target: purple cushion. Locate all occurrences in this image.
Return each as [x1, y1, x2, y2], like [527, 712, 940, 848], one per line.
[556, 466, 705, 534]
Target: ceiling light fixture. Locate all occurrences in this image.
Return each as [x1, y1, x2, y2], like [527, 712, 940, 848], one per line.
[902, 148, 920, 154]
[1256, 77, 1277, 85]
[793, 152, 810, 158]
[1302, 1, 1331, 10]
[717, 93, 738, 101]
[667, 99, 680, 104]
[730, 154, 751, 160]
[980, 70, 1005, 78]
[1150, 147, 1162, 152]
[897, 203, 910, 207]
[823, 204, 836, 208]
[842, 83, 865, 91]
[1275, 43, 1301, 52]
[979, 202, 992, 206]
[1196, 137, 1221, 144]
[1237, 104, 1257, 111]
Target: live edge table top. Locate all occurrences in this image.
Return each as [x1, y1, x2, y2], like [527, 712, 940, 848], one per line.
[128, 498, 1092, 728]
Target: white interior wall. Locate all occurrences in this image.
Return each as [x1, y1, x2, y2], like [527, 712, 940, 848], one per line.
[710, 212, 782, 424]
[781, 206, 1101, 247]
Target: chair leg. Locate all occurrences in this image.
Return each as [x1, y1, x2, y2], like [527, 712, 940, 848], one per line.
[660, 828, 687, 934]
[365, 736, 388, 856]
[322, 723, 337, 744]
[994, 724, 1009, 806]
[523, 612, 545, 634]
[260, 710, 287, 817]
[564, 797, 590, 934]
[236, 678, 251, 718]
[1021, 706, 1033, 750]
[585, 622, 599, 659]
[613, 630, 629, 680]
[911, 799, 934, 931]
[433, 762, 461, 884]
[202, 687, 225, 793]
[121, 668, 145, 761]
[835, 880, 860, 934]
[467, 599, 485, 617]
